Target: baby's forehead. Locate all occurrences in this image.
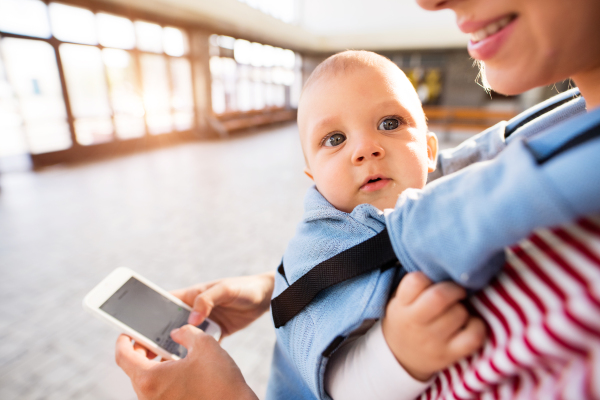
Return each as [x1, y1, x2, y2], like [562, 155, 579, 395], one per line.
[306, 58, 417, 101]
[299, 63, 423, 125]
[309, 59, 409, 90]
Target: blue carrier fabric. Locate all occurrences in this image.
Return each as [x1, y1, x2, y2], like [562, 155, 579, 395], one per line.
[266, 89, 600, 400]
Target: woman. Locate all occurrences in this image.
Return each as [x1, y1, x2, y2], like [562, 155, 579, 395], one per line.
[115, 0, 600, 398]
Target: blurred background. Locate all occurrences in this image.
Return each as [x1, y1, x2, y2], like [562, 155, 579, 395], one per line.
[0, 0, 573, 399]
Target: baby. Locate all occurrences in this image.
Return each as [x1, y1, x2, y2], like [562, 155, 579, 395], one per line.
[268, 50, 600, 400]
[267, 50, 485, 400]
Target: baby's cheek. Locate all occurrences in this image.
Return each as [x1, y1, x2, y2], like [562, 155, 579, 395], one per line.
[395, 154, 428, 189]
[407, 144, 430, 185]
[315, 176, 353, 212]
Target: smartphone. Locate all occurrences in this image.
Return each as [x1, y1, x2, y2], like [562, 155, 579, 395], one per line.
[83, 267, 221, 360]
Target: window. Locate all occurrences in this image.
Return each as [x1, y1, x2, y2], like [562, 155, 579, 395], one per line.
[97, 13, 136, 49]
[290, 53, 302, 109]
[0, 3, 199, 160]
[0, 38, 71, 154]
[0, 52, 27, 156]
[102, 49, 146, 139]
[170, 57, 194, 131]
[1, 2, 303, 162]
[135, 21, 163, 53]
[49, 3, 97, 45]
[209, 35, 301, 114]
[0, 0, 51, 38]
[140, 54, 172, 134]
[60, 44, 114, 145]
[163, 27, 187, 57]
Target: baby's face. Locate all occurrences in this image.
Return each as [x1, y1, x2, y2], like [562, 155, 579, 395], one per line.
[298, 64, 437, 213]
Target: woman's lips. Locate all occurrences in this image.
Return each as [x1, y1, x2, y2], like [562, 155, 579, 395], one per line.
[360, 178, 391, 192]
[467, 16, 518, 61]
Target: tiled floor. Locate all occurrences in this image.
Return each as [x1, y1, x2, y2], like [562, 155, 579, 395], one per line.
[0, 123, 466, 399]
[0, 123, 312, 399]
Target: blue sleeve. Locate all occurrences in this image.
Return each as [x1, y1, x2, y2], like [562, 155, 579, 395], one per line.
[428, 89, 586, 183]
[427, 120, 507, 182]
[386, 108, 600, 289]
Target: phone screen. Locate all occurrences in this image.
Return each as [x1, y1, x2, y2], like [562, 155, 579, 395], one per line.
[100, 277, 208, 358]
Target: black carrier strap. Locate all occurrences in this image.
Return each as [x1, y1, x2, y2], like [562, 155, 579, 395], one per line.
[271, 228, 401, 328]
[531, 122, 600, 165]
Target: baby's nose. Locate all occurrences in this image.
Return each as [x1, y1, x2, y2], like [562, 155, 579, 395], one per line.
[355, 150, 382, 163]
[352, 140, 385, 164]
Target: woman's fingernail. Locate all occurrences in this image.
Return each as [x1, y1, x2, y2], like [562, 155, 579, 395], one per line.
[171, 328, 180, 336]
[188, 311, 201, 324]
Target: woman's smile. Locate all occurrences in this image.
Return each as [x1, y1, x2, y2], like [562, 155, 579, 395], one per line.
[464, 14, 518, 61]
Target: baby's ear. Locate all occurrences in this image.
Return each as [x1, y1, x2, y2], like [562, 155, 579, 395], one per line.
[426, 131, 439, 173]
[303, 166, 314, 181]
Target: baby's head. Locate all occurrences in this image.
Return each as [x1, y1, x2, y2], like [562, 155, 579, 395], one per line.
[298, 50, 438, 213]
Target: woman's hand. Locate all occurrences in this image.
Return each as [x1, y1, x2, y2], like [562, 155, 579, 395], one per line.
[382, 272, 486, 382]
[115, 325, 257, 400]
[171, 271, 275, 338]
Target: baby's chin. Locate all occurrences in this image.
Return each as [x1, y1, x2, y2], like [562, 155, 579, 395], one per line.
[324, 187, 401, 213]
[369, 197, 399, 212]
[342, 195, 399, 213]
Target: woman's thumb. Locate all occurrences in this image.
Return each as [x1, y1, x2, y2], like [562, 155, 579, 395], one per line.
[170, 324, 204, 351]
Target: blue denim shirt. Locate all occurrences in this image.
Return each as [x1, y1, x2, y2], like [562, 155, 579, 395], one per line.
[266, 91, 599, 400]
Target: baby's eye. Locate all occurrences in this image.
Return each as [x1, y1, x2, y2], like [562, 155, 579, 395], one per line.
[324, 133, 346, 147]
[378, 118, 400, 131]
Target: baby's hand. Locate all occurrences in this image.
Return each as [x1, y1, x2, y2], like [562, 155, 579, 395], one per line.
[382, 272, 486, 382]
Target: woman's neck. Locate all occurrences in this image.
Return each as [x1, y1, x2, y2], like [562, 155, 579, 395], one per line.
[573, 65, 600, 110]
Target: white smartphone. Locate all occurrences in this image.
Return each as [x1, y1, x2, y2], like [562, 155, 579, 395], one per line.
[83, 267, 221, 360]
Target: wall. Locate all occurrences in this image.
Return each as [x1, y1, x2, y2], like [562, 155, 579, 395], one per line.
[95, 0, 469, 52]
[440, 50, 490, 107]
[302, 49, 496, 109]
[299, 0, 466, 49]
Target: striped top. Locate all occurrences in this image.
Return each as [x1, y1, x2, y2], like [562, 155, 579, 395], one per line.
[421, 215, 600, 400]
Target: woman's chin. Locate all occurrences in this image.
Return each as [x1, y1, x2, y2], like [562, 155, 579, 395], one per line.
[482, 67, 547, 96]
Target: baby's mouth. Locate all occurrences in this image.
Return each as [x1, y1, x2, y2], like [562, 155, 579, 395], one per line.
[360, 176, 391, 192]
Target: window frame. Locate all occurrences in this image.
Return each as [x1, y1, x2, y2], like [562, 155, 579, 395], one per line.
[0, 0, 302, 167]
[0, 0, 203, 167]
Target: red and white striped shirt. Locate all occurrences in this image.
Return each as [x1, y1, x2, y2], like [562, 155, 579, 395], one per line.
[421, 215, 600, 400]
